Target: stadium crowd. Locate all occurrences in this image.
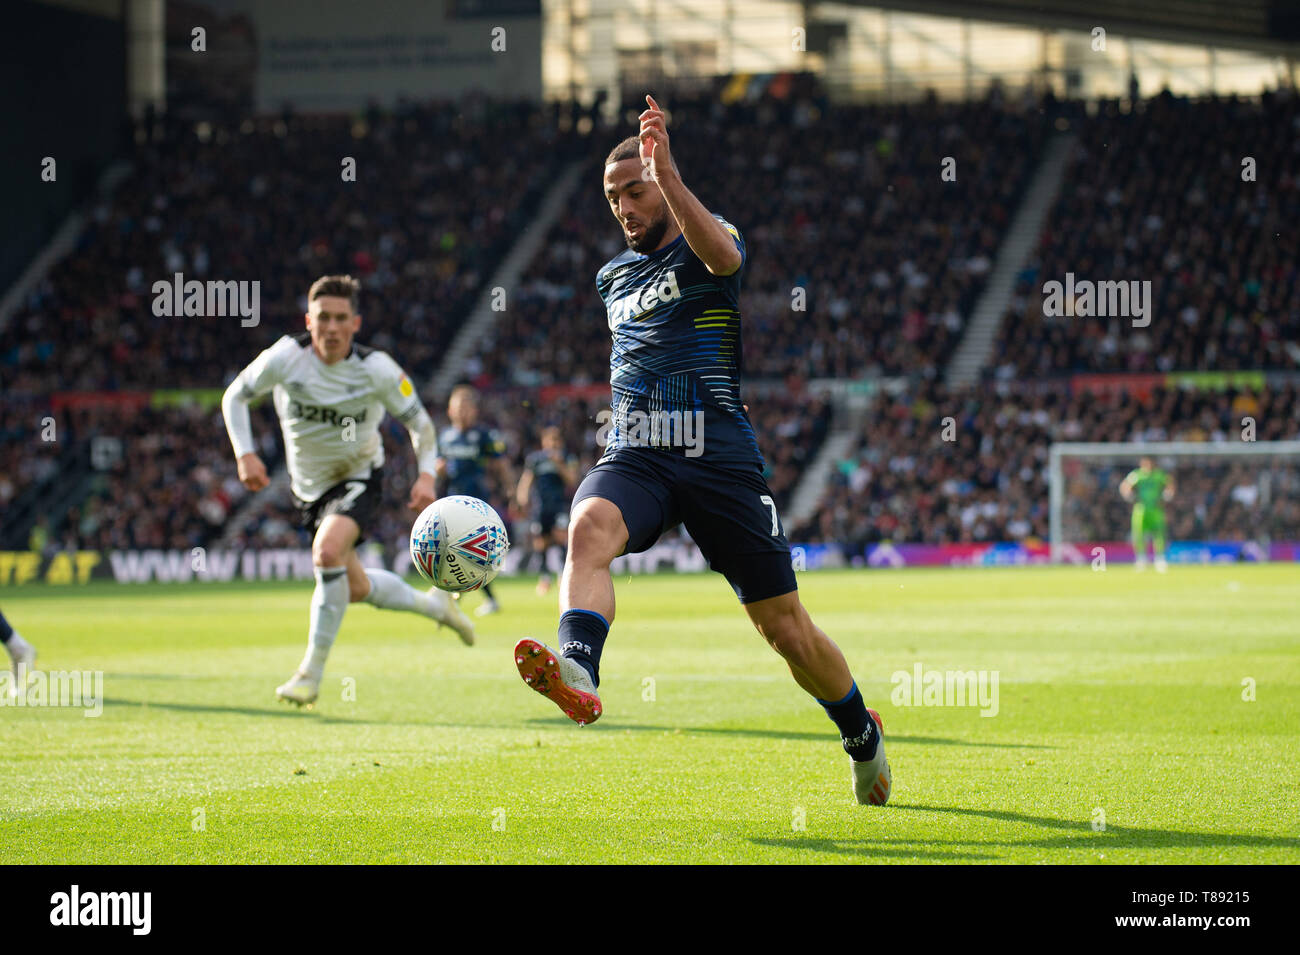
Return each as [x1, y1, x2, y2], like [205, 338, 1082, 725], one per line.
[474, 80, 1049, 388]
[1, 99, 581, 550]
[0, 400, 61, 521]
[16, 401, 280, 554]
[800, 382, 1300, 552]
[990, 88, 1300, 378]
[0, 97, 582, 395]
[5, 82, 1298, 560]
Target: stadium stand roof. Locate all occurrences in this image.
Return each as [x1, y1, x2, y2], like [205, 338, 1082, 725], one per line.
[833, 1, 1300, 55]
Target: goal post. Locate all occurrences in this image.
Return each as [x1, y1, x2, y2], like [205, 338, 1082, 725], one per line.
[1048, 440, 1300, 564]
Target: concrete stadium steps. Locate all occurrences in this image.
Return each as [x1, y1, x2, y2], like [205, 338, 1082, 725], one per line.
[944, 132, 1077, 388]
[786, 402, 863, 531]
[428, 159, 588, 399]
[0, 443, 95, 549]
[0, 162, 132, 331]
[212, 467, 291, 550]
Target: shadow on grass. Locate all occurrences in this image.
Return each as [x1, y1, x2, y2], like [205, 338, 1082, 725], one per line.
[748, 838, 999, 861]
[104, 673, 213, 681]
[751, 804, 1300, 859]
[525, 718, 1053, 749]
[99, 697, 379, 723]
[94, 698, 1054, 750]
[99, 696, 543, 730]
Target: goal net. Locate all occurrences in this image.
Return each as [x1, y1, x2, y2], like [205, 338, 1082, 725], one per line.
[1048, 441, 1300, 564]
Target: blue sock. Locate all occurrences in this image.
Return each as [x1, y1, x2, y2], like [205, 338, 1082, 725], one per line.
[817, 681, 878, 761]
[0, 611, 11, 643]
[557, 609, 609, 687]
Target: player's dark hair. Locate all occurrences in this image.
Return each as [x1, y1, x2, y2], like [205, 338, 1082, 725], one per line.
[605, 133, 679, 176]
[604, 136, 641, 167]
[308, 274, 360, 310]
[450, 383, 479, 402]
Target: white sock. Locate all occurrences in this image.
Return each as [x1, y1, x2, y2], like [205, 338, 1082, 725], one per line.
[4, 632, 32, 662]
[301, 566, 348, 680]
[363, 568, 452, 622]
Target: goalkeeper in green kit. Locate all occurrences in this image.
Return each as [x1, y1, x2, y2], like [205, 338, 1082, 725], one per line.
[1120, 456, 1175, 573]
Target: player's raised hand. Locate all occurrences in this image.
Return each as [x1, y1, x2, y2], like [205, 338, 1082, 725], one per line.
[409, 471, 437, 512]
[639, 94, 675, 183]
[236, 453, 269, 492]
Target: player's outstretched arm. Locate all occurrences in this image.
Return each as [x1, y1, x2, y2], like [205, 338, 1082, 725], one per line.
[403, 407, 439, 511]
[408, 470, 436, 511]
[492, 455, 517, 509]
[222, 339, 290, 492]
[236, 453, 269, 491]
[370, 354, 439, 511]
[221, 378, 269, 491]
[515, 468, 534, 511]
[1119, 476, 1135, 502]
[557, 453, 579, 490]
[638, 94, 742, 277]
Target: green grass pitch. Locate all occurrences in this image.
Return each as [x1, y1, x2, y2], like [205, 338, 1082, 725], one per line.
[1, 564, 1297, 864]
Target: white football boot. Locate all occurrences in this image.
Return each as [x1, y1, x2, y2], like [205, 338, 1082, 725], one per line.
[7, 639, 35, 700]
[514, 638, 602, 725]
[276, 670, 320, 708]
[850, 708, 892, 806]
[434, 589, 476, 646]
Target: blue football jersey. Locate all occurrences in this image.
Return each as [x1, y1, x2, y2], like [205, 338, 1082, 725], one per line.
[439, 425, 504, 498]
[595, 214, 760, 467]
[524, 449, 574, 513]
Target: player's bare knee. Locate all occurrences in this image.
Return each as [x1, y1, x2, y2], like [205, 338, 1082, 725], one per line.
[568, 521, 618, 566]
[312, 537, 345, 567]
[753, 603, 816, 666]
[568, 502, 625, 566]
[769, 622, 815, 667]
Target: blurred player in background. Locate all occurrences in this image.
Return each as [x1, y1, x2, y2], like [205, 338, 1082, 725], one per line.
[436, 384, 513, 615]
[1121, 456, 1175, 573]
[1, 609, 35, 698]
[222, 275, 474, 707]
[511, 95, 891, 806]
[515, 425, 579, 594]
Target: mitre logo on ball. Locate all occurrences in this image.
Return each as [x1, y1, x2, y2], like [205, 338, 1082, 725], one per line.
[410, 495, 509, 593]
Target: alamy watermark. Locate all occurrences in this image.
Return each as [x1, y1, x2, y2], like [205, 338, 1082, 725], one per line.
[152, 272, 260, 327]
[595, 407, 705, 457]
[50, 885, 150, 935]
[891, 663, 999, 717]
[1, 669, 103, 717]
[1042, 272, 1151, 327]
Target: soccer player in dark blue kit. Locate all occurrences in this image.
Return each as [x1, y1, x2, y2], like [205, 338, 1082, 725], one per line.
[515, 426, 579, 594]
[513, 95, 891, 805]
[435, 384, 512, 615]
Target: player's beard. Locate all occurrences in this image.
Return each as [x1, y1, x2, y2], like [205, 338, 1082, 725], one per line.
[625, 202, 670, 253]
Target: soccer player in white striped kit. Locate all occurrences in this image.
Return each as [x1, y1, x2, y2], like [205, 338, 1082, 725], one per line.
[222, 275, 473, 706]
